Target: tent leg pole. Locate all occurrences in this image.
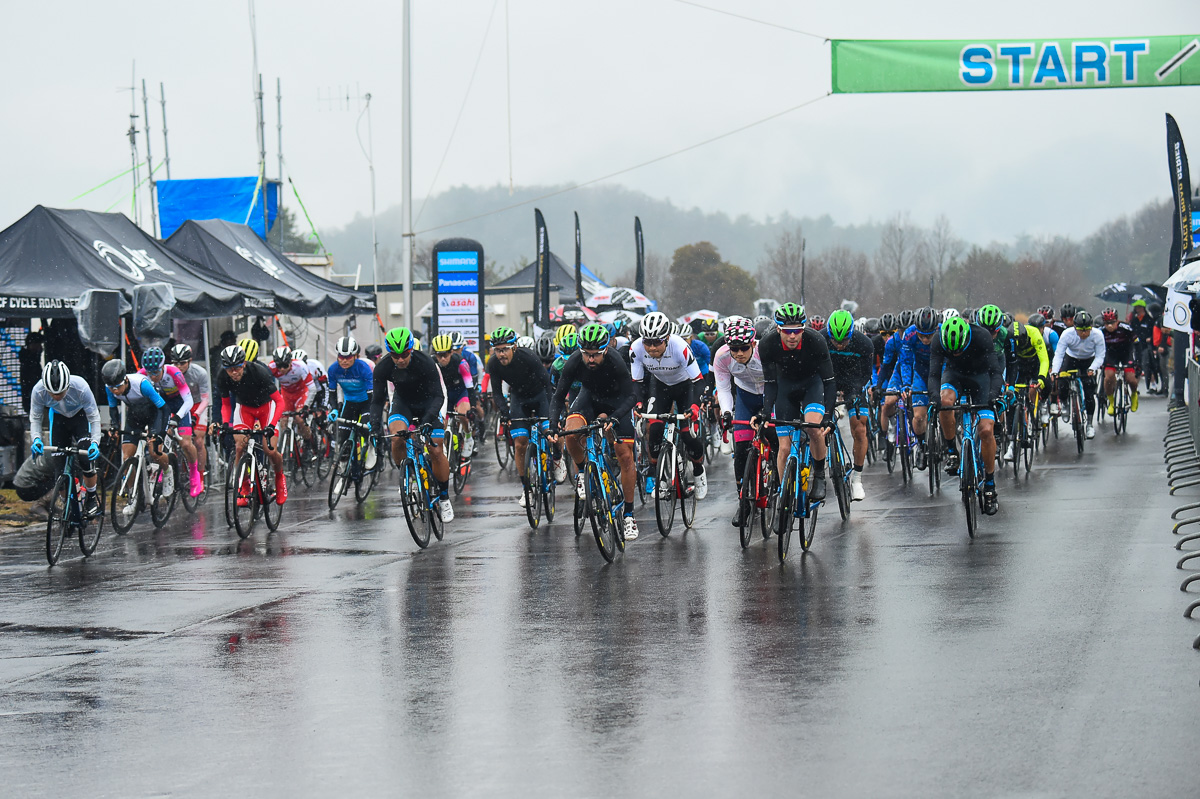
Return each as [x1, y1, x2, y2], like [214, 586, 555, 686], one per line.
[203, 321, 212, 382]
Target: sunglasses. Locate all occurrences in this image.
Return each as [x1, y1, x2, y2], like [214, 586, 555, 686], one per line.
[729, 345, 752, 353]
[780, 327, 804, 335]
[390, 350, 413, 360]
[492, 345, 513, 354]
[642, 338, 665, 346]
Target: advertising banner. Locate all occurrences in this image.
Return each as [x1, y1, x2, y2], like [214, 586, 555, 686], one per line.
[431, 239, 486, 350]
[1167, 114, 1195, 275]
[831, 36, 1200, 93]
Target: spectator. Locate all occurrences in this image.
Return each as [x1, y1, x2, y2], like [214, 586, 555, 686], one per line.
[18, 331, 43, 412]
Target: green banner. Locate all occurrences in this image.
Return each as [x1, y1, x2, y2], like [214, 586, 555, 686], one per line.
[831, 36, 1200, 93]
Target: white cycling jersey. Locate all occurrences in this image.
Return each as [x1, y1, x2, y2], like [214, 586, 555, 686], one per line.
[29, 376, 102, 444]
[630, 335, 701, 386]
[1052, 327, 1106, 373]
[713, 344, 764, 414]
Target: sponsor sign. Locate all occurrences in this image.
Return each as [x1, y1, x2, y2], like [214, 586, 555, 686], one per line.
[1166, 287, 1193, 333]
[431, 239, 485, 350]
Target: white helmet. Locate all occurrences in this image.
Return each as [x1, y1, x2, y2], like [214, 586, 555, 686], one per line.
[640, 311, 671, 340]
[335, 336, 359, 357]
[42, 360, 70, 394]
[292, 349, 308, 363]
[942, 308, 960, 320]
[516, 336, 536, 349]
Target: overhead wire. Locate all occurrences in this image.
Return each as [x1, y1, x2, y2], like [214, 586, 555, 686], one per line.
[666, 0, 827, 41]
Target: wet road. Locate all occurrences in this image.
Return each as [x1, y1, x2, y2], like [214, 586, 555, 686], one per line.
[0, 399, 1196, 797]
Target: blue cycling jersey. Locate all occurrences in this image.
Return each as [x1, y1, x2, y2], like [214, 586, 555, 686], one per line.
[690, 339, 712, 377]
[873, 334, 902, 388]
[461, 348, 480, 379]
[1044, 328, 1059, 356]
[897, 324, 933, 388]
[327, 358, 374, 403]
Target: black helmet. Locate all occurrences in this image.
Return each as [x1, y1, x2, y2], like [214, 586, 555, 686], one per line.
[1028, 313, 1046, 328]
[864, 317, 882, 336]
[101, 358, 127, 387]
[915, 307, 939, 335]
[365, 343, 383, 360]
[220, 344, 247, 369]
[1060, 302, 1076, 319]
[1073, 310, 1093, 330]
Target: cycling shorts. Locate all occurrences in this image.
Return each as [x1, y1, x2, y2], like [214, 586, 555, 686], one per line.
[568, 387, 634, 440]
[507, 391, 551, 440]
[939, 368, 995, 422]
[733, 390, 763, 443]
[387, 393, 445, 441]
[48, 412, 96, 476]
[233, 401, 277, 432]
[1102, 359, 1136, 374]
[280, 387, 310, 414]
[447, 387, 470, 408]
[165, 394, 192, 436]
[840, 392, 870, 417]
[773, 374, 826, 438]
[122, 402, 164, 444]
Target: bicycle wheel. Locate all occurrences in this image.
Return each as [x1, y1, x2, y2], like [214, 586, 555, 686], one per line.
[926, 424, 940, 496]
[587, 463, 619, 563]
[354, 444, 378, 504]
[79, 480, 106, 557]
[179, 446, 202, 514]
[149, 454, 180, 529]
[654, 446, 678, 537]
[447, 426, 464, 496]
[293, 432, 313, 488]
[1021, 408, 1033, 474]
[401, 460, 432, 549]
[799, 495, 819, 551]
[523, 441, 541, 530]
[831, 435, 850, 521]
[737, 454, 758, 548]
[232, 454, 259, 539]
[494, 416, 513, 470]
[884, 435, 895, 474]
[428, 463, 445, 542]
[1115, 385, 1128, 436]
[899, 425, 913, 484]
[314, 427, 333, 480]
[961, 446, 977, 539]
[678, 448, 696, 530]
[110, 459, 141, 535]
[776, 460, 797, 563]
[1072, 392, 1085, 454]
[540, 444, 556, 523]
[328, 439, 353, 510]
[762, 462, 777, 540]
[45, 476, 71, 566]
[262, 461, 282, 532]
[452, 433, 471, 495]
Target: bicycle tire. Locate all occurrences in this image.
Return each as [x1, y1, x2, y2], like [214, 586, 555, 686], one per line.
[1072, 391, 1085, 454]
[328, 439, 353, 510]
[79, 479, 106, 557]
[831, 432, 850, 521]
[655, 445, 678, 537]
[232, 454, 259, 539]
[452, 428, 471, 495]
[428, 462, 445, 542]
[262, 461, 282, 533]
[523, 441, 541, 530]
[494, 416, 513, 470]
[179, 445, 202, 514]
[110, 459, 141, 535]
[45, 476, 70, 566]
[294, 432, 313, 488]
[926, 423, 940, 496]
[799, 495, 819, 551]
[401, 460, 432, 548]
[678, 447, 696, 530]
[899, 422, 913, 484]
[314, 427, 333, 480]
[149, 454, 180, 529]
[354, 444, 377, 505]
[884, 437, 895, 474]
[962, 446, 977, 539]
[762, 462, 778, 540]
[587, 463, 619, 563]
[737, 453, 758, 548]
[776, 459, 797, 563]
[540, 443, 556, 523]
[1021, 407, 1033, 474]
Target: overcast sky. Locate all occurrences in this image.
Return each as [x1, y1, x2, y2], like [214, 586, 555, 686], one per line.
[3, 0, 1198, 247]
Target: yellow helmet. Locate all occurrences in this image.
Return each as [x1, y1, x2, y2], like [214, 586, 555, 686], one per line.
[238, 337, 260, 362]
[432, 334, 454, 353]
[554, 324, 576, 347]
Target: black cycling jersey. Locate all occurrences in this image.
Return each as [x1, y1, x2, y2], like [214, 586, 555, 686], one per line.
[1102, 322, 1135, 364]
[927, 323, 1005, 403]
[438, 352, 471, 397]
[758, 329, 836, 420]
[828, 330, 874, 395]
[215, 361, 278, 409]
[371, 350, 445, 429]
[1127, 312, 1155, 344]
[486, 348, 553, 413]
[551, 349, 636, 421]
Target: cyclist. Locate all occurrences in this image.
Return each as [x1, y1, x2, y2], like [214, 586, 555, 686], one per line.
[552, 322, 640, 541]
[103, 358, 172, 497]
[325, 336, 377, 471]
[171, 344, 212, 484]
[139, 346, 202, 498]
[713, 318, 767, 526]
[1053, 303, 1076, 337]
[809, 315, 826, 333]
[682, 323, 713, 388]
[238, 337, 261, 363]
[631, 311, 708, 500]
[756, 302, 836, 502]
[876, 310, 911, 447]
[825, 309, 872, 501]
[892, 307, 940, 467]
[373, 327, 454, 523]
[1003, 315, 1050, 460]
[696, 318, 723, 358]
[534, 335, 557, 372]
[214, 343, 287, 504]
[1100, 308, 1138, 414]
[364, 343, 384, 366]
[929, 316, 1004, 515]
[486, 326, 561, 505]
[293, 349, 329, 409]
[270, 345, 315, 446]
[29, 360, 102, 517]
[432, 334, 478, 457]
[975, 304, 1013, 427]
[1051, 310, 1105, 439]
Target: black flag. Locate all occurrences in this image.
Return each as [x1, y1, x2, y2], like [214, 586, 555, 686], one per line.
[535, 208, 550, 325]
[575, 211, 584, 304]
[1167, 113, 1194, 276]
[635, 216, 645, 295]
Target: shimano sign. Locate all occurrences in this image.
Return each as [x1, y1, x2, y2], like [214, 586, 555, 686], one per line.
[431, 241, 486, 350]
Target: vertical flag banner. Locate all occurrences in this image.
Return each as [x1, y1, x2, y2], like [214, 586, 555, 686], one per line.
[831, 36, 1200, 93]
[534, 209, 550, 326]
[1167, 114, 1194, 276]
[575, 211, 584, 304]
[634, 217, 645, 296]
[431, 238, 486, 350]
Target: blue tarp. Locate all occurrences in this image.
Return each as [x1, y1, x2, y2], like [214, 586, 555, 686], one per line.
[157, 177, 278, 239]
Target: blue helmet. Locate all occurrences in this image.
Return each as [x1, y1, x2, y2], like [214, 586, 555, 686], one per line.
[142, 346, 165, 372]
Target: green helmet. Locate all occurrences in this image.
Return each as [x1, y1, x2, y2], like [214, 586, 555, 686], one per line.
[940, 316, 971, 353]
[977, 304, 1003, 330]
[557, 327, 577, 354]
[773, 302, 806, 326]
[490, 326, 517, 347]
[578, 322, 610, 350]
[384, 327, 414, 354]
[827, 309, 853, 342]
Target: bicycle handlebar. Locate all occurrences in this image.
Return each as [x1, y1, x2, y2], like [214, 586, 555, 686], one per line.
[40, 445, 90, 458]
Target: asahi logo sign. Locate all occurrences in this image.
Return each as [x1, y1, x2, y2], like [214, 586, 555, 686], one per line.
[235, 246, 287, 281]
[92, 240, 178, 282]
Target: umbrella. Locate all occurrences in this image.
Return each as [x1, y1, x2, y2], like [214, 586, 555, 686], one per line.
[1095, 282, 1166, 305]
[585, 287, 655, 312]
[677, 309, 720, 325]
[596, 309, 643, 326]
[549, 304, 598, 324]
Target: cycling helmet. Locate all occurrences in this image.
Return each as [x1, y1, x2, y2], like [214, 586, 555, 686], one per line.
[827, 310, 853, 342]
[1073, 310, 1093, 330]
[774, 302, 806, 326]
[1002, 312, 1014, 328]
[561, 307, 588, 326]
[449, 331, 467, 349]
[809, 314, 826, 332]
[490, 326, 518, 347]
[101, 358, 128, 386]
[272, 346, 292, 369]
[1060, 302, 1076, 319]
[864, 317, 882, 336]
[1028, 313, 1046, 329]
[915, 307, 939, 335]
[675, 323, 694, 340]
[554, 324, 575, 347]
[365, 343, 382, 360]
[238, 338, 259, 362]
[942, 307, 960, 319]
[535, 336, 556, 361]
[335, 336, 360, 357]
[753, 314, 772, 328]
[141, 346, 165, 373]
[698, 318, 719, 334]
[961, 307, 976, 323]
[431, 334, 454, 353]
[293, 349, 309, 362]
[879, 312, 897, 333]
[516, 335, 535, 349]
[940, 316, 972, 353]
[171, 344, 193, 363]
[724, 320, 756, 347]
[42, 360, 70, 394]
[578, 322, 610, 350]
[898, 309, 916, 330]
[1101, 307, 1118, 323]
[977, 304, 1003, 330]
[220, 344, 247, 369]
[557, 327, 578, 355]
[1037, 304, 1054, 319]
[753, 317, 773, 339]
[640, 311, 671, 340]
[384, 327, 414, 354]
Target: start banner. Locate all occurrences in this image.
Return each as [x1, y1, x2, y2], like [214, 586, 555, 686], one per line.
[831, 36, 1200, 93]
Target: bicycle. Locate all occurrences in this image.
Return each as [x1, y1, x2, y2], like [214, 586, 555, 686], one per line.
[493, 412, 515, 471]
[328, 415, 379, 510]
[511, 416, 557, 530]
[943, 402, 992, 539]
[277, 409, 315, 489]
[642, 411, 697, 538]
[42, 442, 106, 566]
[774, 420, 827, 562]
[1057, 369, 1088, 454]
[163, 419, 203, 515]
[227, 428, 282, 539]
[568, 420, 626, 563]
[395, 426, 445, 549]
[310, 409, 335, 482]
[925, 412, 942, 495]
[826, 407, 854, 522]
[445, 410, 474, 495]
[1108, 372, 1131, 436]
[735, 421, 776, 548]
[1008, 383, 1039, 477]
[110, 426, 178, 533]
[885, 392, 916, 484]
[699, 393, 721, 464]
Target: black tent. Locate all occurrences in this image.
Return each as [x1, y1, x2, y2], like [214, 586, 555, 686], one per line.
[0, 206, 273, 318]
[165, 219, 376, 317]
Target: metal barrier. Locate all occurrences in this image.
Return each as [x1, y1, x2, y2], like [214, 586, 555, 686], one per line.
[1165, 369, 1200, 656]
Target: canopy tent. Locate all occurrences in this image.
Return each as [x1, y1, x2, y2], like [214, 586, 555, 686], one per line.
[0, 206, 273, 318]
[165, 219, 375, 317]
[492, 251, 608, 298]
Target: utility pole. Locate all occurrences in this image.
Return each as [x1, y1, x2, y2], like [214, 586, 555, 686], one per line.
[401, 0, 413, 330]
[258, 73, 268, 240]
[159, 82, 171, 179]
[141, 79, 158, 236]
[800, 235, 807, 306]
[276, 78, 283, 249]
[126, 63, 141, 227]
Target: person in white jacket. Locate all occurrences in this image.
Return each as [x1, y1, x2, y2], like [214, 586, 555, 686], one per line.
[1051, 310, 1105, 439]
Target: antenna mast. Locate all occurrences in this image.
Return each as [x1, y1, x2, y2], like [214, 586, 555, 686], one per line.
[160, 82, 171, 180]
[141, 79, 158, 236]
[277, 77, 283, 249]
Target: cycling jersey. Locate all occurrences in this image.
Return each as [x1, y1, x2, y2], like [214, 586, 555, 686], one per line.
[690, 339, 712, 377]
[713, 344, 764, 415]
[327, 358, 374, 403]
[874, 333, 903, 389]
[438, 353, 475, 404]
[551, 349, 637, 422]
[180, 363, 211, 426]
[928, 324, 1005, 411]
[630, 335, 701, 388]
[895, 325, 934, 391]
[1127, 312, 1155, 345]
[1102, 322, 1135, 366]
[217, 361, 283, 425]
[139, 365, 193, 411]
[828, 330, 874, 396]
[1008, 323, 1049, 381]
[1052, 327, 1106, 373]
[758, 329, 836, 423]
[371, 350, 447, 432]
[107, 373, 168, 436]
[29, 375, 101, 445]
[487, 348, 553, 415]
[459, 348, 480, 381]
[271, 360, 314, 399]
